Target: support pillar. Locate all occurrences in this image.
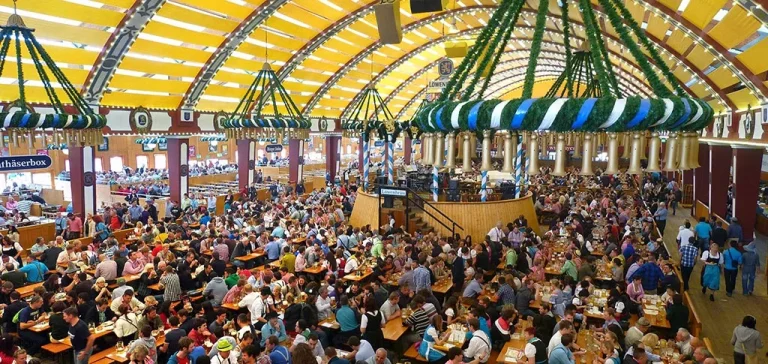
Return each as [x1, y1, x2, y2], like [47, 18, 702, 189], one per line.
[733, 147, 763, 242]
[693, 141, 710, 212]
[236, 139, 256, 191]
[709, 143, 732, 219]
[69, 146, 96, 216]
[325, 136, 341, 184]
[403, 136, 412, 165]
[358, 136, 365, 175]
[167, 138, 191, 204]
[289, 139, 304, 185]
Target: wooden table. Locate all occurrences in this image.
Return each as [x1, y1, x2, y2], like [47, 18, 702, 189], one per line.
[109, 274, 141, 289]
[16, 282, 44, 298]
[222, 303, 241, 311]
[641, 295, 671, 329]
[433, 326, 468, 352]
[303, 265, 327, 275]
[107, 333, 166, 363]
[382, 317, 408, 341]
[342, 269, 373, 282]
[236, 250, 265, 262]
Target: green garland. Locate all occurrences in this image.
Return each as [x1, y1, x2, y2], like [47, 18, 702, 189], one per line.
[578, 0, 613, 96]
[477, 0, 524, 98]
[596, 0, 673, 98]
[561, 1, 574, 97]
[584, 1, 621, 96]
[522, 0, 549, 99]
[415, 97, 713, 134]
[607, 0, 686, 97]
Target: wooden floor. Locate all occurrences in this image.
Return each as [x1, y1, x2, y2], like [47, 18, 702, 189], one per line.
[661, 208, 768, 364]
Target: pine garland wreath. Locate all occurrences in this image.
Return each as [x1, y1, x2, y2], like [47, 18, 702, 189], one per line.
[561, 1, 574, 97]
[522, 0, 550, 99]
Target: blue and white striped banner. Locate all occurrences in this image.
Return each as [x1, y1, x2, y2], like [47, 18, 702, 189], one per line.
[514, 135, 524, 198]
[387, 141, 394, 185]
[480, 170, 488, 202]
[432, 166, 439, 202]
[363, 139, 370, 191]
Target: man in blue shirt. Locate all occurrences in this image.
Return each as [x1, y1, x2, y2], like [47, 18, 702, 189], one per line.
[19, 256, 48, 284]
[723, 240, 743, 297]
[259, 312, 287, 347]
[679, 239, 698, 291]
[266, 335, 291, 364]
[334, 295, 360, 347]
[653, 203, 668, 236]
[694, 217, 712, 251]
[412, 256, 432, 293]
[264, 237, 281, 261]
[548, 333, 577, 364]
[200, 212, 211, 227]
[629, 256, 664, 294]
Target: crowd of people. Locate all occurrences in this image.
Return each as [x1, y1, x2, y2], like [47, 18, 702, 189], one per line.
[0, 166, 760, 364]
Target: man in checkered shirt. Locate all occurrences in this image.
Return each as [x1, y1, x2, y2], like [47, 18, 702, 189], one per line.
[679, 236, 698, 291]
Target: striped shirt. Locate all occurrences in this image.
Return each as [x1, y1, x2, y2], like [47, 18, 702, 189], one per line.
[405, 303, 437, 336]
[160, 273, 182, 302]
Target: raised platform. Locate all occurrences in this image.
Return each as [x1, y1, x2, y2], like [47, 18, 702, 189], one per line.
[350, 191, 540, 242]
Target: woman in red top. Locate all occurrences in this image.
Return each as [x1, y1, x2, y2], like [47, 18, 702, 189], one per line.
[188, 318, 217, 347]
[0, 335, 15, 364]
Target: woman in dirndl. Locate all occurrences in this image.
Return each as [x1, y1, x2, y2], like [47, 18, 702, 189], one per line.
[701, 243, 724, 302]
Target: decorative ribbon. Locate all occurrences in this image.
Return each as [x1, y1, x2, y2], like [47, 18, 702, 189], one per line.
[468, 101, 485, 130]
[651, 99, 674, 127]
[363, 140, 370, 192]
[432, 166, 439, 202]
[672, 99, 692, 128]
[480, 170, 488, 202]
[434, 107, 446, 131]
[626, 99, 651, 128]
[451, 101, 470, 129]
[600, 99, 627, 128]
[514, 136, 524, 198]
[490, 100, 511, 129]
[683, 100, 704, 126]
[572, 98, 597, 130]
[511, 99, 536, 129]
[539, 99, 568, 130]
[387, 141, 394, 185]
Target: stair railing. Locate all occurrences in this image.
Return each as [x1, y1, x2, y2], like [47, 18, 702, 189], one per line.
[404, 187, 464, 238]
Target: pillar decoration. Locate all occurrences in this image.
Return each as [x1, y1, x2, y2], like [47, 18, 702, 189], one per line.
[403, 136, 413, 165]
[523, 133, 531, 186]
[480, 170, 488, 202]
[552, 134, 567, 176]
[325, 136, 341, 184]
[514, 134, 524, 198]
[288, 138, 305, 185]
[358, 135, 365, 175]
[573, 133, 582, 158]
[579, 134, 594, 175]
[693, 139, 709, 208]
[168, 138, 191, 203]
[434, 133, 445, 167]
[663, 133, 679, 172]
[387, 139, 394, 185]
[69, 146, 96, 216]
[646, 132, 661, 172]
[363, 137, 370, 191]
[604, 132, 619, 174]
[445, 133, 456, 169]
[627, 132, 642, 175]
[527, 133, 540, 175]
[708, 143, 731, 218]
[432, 166, 439, 202]
[620, 133, 630, 159]
[480, 130, 492, 171]
[470, 135, 477, 159]
[502, 133, 514, 173]
[462, 133, 471, 172]
[732, 147, 762, 241]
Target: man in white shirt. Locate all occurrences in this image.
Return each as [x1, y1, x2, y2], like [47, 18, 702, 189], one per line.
[249, 287, 272, 326]
[548, 320, 574, 355]
[463, 318, 491, 363]
[676, 221, 694, 247]
[344, 253, 360, 274]
[346, 336, 375, 362]
[315, 286, 333, 321]
[379, 292, 401, 321]
[487, 222, 504, 243]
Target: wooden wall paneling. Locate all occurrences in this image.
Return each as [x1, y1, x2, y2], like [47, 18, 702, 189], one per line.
[349, 192, 381, 231]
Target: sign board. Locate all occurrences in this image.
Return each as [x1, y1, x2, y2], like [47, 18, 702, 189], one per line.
[380, 188, 407, 197]
[374, 140, 385, 147]
[428, 77, 449, 89]
[438, 58, 454, 76]
[0, 155, 52, 172]
[265, 144, 283, 153]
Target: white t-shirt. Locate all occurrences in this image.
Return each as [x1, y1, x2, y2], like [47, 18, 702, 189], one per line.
[345, 257, 359, 274]
[524, 342, 537, 360]
[360, 311, 385, 329]
[548, 331, 563, 356]
[354, 340, 375, 362]
[445, 308, 455, 321]
[677, 228, 694, 247]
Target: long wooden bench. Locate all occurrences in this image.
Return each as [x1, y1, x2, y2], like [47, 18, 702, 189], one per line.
[403, 345, 427, 363]
[682, 292, 703, 338]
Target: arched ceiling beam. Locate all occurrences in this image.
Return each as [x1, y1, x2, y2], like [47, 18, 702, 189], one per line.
[275, 1, 377, 82]
[380, 50, 653, 113]
[638, 0, 768, 104]
[307, 5, 734, 116]
[81, 0, 167, 105]
[179, 0, 290, 110]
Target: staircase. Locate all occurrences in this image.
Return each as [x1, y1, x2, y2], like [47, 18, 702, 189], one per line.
[407, 210, 437, 235]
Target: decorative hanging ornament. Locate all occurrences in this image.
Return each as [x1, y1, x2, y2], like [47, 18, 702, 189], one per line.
[0, 0, 106, 147]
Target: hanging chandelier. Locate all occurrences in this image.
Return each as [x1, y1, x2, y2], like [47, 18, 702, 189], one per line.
[222, 62, 311, 142]
[413, 0, 711, 176]
[0, 0, 106, 149]
[342, 86, 396, 141]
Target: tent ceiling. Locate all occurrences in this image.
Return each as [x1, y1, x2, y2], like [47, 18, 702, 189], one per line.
[1, 0, 767, 121]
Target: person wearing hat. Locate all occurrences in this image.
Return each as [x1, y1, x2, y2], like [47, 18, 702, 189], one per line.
[625, 317, 651, 347]
[210, 338, 236, 364]
[258, 312, 286, 348]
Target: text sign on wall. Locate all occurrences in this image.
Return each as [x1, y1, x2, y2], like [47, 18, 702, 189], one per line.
[265, 144, 283, 153]
[0, 155, 52, 172]
[380, 188, 407, 197]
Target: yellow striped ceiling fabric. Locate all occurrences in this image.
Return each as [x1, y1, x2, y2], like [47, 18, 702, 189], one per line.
[686, 45, 715, 71]
[657, 0, 682, 12]
[726, 87, 759, 111]
[19, 0, 124, 28]
[688, 83, 709, 99]
[737, 37, 768, 75]
[102, 92, 182, 109]
[665, 30, 694, 55]
[160, 2, 239, 34]
[707, 67, 739, 89]
[707, 5, 761, 50]
[680, 0, 728, 30]
[645, 15, 670, 41]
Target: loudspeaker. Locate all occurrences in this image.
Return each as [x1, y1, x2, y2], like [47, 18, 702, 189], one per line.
[410, 0, 445, 14]
[375, 0, 402, 44]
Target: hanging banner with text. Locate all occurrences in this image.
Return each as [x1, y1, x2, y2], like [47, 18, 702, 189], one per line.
[265, 144, 283, 153]
[0, 155, 52, 172]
